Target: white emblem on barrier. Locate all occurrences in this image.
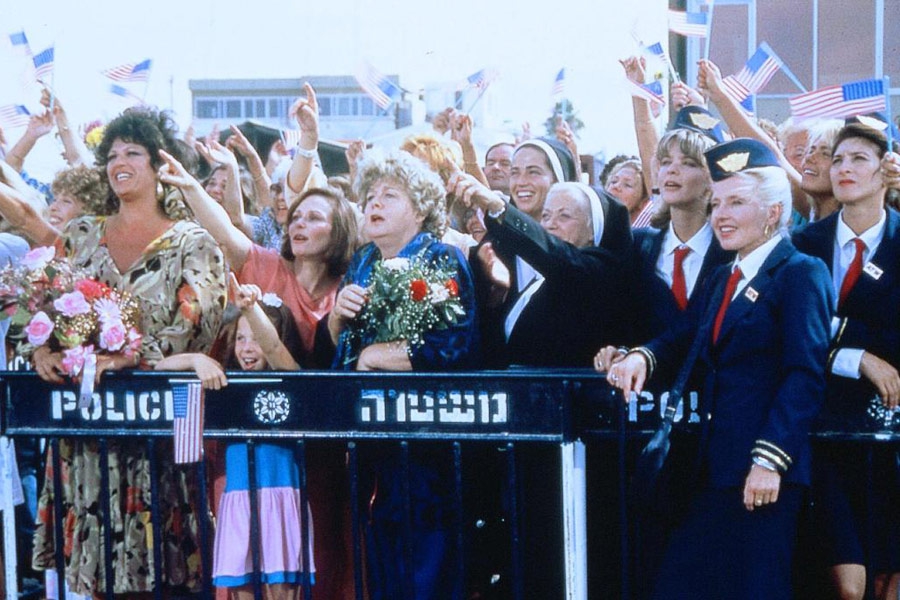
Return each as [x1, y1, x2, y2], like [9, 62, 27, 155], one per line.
[253, 390, 291, 424]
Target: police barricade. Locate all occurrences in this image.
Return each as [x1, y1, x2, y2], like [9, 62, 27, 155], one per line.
[0, 368, 618, 600]
[578, 387, 900, 600]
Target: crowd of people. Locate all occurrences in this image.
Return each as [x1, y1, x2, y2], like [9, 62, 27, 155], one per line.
[1, 52, 900, 599]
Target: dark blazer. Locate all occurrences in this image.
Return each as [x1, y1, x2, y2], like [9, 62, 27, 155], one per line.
[628, 226, 733, 353]
[646, 238, 833, 487]
[479, 205, 627, 368]
[793, 208, 900, 420]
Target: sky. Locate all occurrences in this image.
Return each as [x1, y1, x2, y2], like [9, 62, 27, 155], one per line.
[3, 0, 667, 178]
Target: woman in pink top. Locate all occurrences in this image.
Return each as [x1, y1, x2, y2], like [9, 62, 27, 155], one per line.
[161, 150, 359, 358]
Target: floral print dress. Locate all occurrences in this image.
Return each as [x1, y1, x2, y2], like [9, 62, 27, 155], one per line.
[32, 215, 227, 595]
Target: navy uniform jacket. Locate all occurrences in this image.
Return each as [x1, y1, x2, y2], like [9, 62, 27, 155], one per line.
[627, 226, 733, 350]
[646, 238, 832, 487]
[478, 204, 628, 368]
[792, 208, 900, 421]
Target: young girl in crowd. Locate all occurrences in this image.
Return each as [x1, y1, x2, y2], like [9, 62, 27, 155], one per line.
[156, 273, 314, 600]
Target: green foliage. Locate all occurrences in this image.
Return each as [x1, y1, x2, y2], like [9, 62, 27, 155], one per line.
[544, 98, 585, 138]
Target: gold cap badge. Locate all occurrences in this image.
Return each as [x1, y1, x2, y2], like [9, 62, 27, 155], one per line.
[717, 152, 750, 173]
[689, 112, 720, 130]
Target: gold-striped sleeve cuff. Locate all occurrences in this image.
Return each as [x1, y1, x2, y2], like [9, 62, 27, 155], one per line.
[628, 346, 657, 379]
[826, 347, 839, 373]
[832, 317, 848, 346]
[752, 440, 792, 473]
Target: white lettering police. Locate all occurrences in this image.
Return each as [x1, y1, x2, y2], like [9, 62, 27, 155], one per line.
[51, 389, 174, 422]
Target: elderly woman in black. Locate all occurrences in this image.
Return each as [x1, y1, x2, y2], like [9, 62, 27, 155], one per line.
[607, 139, 832, 599]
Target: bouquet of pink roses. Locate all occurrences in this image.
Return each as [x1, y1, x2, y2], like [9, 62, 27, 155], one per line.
[0, 246, 142, 376]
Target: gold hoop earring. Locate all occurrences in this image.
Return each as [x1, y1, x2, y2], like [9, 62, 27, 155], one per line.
[764, 223, 772, 238]
[156, 181, 165, 202]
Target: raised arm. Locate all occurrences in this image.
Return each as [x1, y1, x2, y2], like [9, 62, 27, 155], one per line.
[227, 124, 271, 206]
[157, 149, 253, 271]
[0, 181, 59, 246]
[450, 112, 489, 186]
[229, 273, 299, 370]
[41, 90, 93, 167]
[4, 111, 54, 172]
[620, 56, 659, 191]
[286, 82, 320, 196]
[195, 139, 252, 235]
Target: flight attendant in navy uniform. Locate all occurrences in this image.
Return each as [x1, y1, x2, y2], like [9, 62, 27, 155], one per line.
[792, 120, 900, 600]
[593, 108, 735, 599]
[608, 138, 833, 599]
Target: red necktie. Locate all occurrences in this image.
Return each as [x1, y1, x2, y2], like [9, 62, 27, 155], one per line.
[838, 238, 866, 309]
[672, 246, 691, 311]
[712, 266, 743, 344]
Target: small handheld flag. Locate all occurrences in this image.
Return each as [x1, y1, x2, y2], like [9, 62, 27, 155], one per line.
[172, 381, 204, 464]
[354, 62, 402, 110]
[790, 78, 886, 119]
[32, 46, 54, 81]
[459, 68, 499, 92]
[629, 80, 666, 106]
[0, 105, 31, 129]
[668, 10, 710, 37]
[109, 84, 143, 106]
[8, 31, 32, 57]
[551, 68, 566, 97]
[102, 59, 152, 83]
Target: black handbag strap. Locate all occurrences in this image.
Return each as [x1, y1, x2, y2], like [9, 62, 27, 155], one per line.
[660, 318, 709, 425]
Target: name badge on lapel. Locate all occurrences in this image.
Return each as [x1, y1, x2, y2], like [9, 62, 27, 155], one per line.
[863, 262, 884, 280]
[744, 287, 759, 302]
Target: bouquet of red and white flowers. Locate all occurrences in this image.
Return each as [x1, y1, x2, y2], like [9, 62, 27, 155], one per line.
[353, 255, 465, 348]
[0, 246, 142, 376]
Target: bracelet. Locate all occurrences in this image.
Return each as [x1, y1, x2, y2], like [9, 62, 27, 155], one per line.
[752, 456, 778, 472]
[252, 172, 266, 181]
[627, 346, 656, 378]
[295, 145, 317, 159]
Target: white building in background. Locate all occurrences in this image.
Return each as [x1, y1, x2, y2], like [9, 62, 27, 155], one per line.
[188, 76, 412, 140]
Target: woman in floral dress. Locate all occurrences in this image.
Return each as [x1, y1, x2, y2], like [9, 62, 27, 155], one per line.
[31, 106, 226, 596]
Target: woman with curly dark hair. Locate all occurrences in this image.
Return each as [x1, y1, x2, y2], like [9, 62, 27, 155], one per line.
[31, 106, 227, 596]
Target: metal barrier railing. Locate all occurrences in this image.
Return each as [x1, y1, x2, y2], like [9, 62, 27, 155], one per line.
[2, 370, 899, 599]
[0, 369, 615, 600]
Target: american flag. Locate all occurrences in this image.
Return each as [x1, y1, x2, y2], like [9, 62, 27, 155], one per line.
[790, 78, 886, 119]
[629, 79, 666, 106]
[459, 68, 499, 91]
[353, 62, 402, 110]
[551, 68, 565, 97]
[32, 46, 54, 81]
[8, 31, 32, 57]
[0, 104, 31, 129]
[644, 42, 672, 71]
[172, 381, 204, 464]
[109, 84, 143, 106]
[668, 10, 710, 37]
[721, 43, 782, 107]
[102, 59, 152, 82]
[721, 76, 751, 105]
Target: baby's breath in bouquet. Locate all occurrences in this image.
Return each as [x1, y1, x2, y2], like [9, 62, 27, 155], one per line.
[345, 255, 465, 362]
[0, 246, 142, 376]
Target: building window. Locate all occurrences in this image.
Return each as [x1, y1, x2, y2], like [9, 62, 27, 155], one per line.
[319, 96, 332, 116]
[196, 99, 219, 119]
[244, 100, 255, 118]
[337, 96, 352, 116]
[360, 97, 375, 116]
[256, 99, 266, 118]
